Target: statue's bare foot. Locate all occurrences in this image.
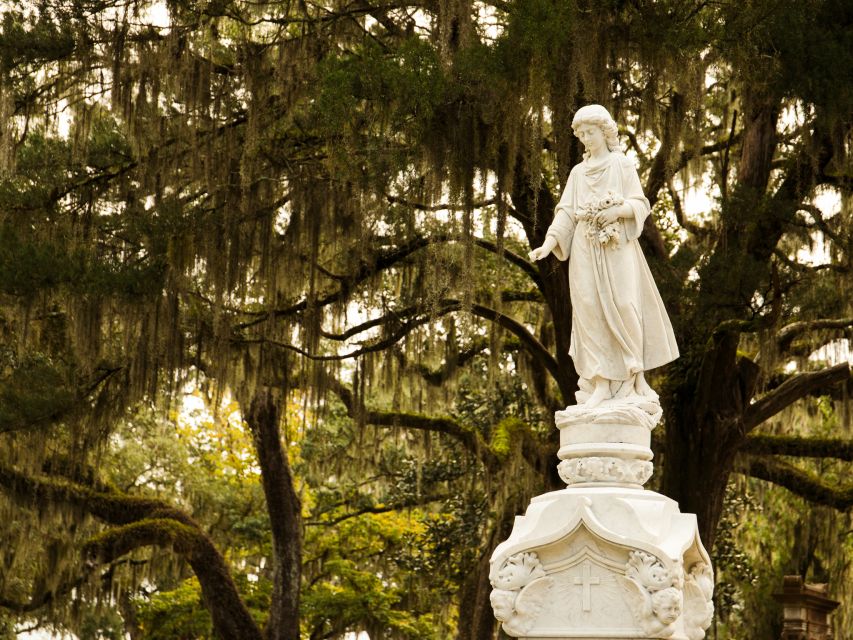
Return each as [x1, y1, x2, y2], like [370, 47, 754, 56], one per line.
[584, 380, 611, 408]
[635, 373, 658, 399]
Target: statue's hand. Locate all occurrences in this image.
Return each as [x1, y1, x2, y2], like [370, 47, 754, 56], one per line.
[593, 205, 623, 226]
[528, 236, 557, 261]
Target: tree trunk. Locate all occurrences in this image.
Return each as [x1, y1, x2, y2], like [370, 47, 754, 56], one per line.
[455, 546, 500, 640]
[456, 494, 529, 640]
[661, 88, 783, 545]
[246, 390, 303, 640]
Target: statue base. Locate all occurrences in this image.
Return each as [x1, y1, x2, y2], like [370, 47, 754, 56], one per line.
[489, 401, 713, 640]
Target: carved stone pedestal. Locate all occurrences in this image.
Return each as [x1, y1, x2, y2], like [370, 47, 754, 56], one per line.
[489, 400, 714, 640]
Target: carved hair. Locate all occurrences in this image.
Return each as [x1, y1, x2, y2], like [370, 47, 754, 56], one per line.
[571, 104, 621, 157]
[651, 586, 684, 623]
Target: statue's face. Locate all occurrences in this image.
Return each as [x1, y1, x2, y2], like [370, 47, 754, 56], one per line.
[652, 590, 683, 624]
[575, 123, 606, 154]
[490, 590, 515, 621]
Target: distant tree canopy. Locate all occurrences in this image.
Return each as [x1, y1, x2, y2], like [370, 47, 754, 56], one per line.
[0, 1, 851, 639]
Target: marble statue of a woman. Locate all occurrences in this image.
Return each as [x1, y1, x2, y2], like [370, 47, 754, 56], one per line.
[529, 104, 678, 408]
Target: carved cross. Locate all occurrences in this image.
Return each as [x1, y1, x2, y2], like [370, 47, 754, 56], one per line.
[573, 561, 601, 612]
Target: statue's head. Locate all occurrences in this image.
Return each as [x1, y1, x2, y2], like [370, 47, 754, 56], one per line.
[490, 589, 516, 621]
[651, 587, 684, 625]
[572, 104, 620, 155]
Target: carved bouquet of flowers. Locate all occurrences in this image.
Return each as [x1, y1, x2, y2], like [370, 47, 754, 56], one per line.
[575, 191, 625, 246]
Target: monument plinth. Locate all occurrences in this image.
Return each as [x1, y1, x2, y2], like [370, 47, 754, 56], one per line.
[496, 105, 714, 639]
[489, 402, 713, 639]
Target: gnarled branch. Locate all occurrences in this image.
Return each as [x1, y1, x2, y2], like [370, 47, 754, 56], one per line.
[743, 363, 850, 431]
[0, 466, 262, 640]
[777, 318, 853, 353]
[741, 455, 853, 510]
[742, 434, 853, 461]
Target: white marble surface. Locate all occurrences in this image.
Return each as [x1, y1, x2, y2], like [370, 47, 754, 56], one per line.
[495, 104, 712, 640]
[489, 487, 712, 639]
[529, 104, 678, 409]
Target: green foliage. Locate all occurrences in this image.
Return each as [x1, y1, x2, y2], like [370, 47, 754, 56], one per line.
[490, 417, 525, 460]
[311, 37, 447, 184]
[303, 511, 453, 638]
[0, 352, 75, 432]
[0, 0, 851, 638]
[0, 9, 76, 73]
[77, 609, 126, 640]
[134, 578, 215, 639]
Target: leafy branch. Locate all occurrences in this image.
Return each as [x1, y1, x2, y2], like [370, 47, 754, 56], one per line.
[0, 465, 262, 640]
[742, 434, 853, 461]
[741, 455, 853, 510]
[742, 362, 850, 431]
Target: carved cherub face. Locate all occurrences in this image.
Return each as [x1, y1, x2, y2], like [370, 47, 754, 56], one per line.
[652, 587, 683, 625]
[490, 589, 516, 621]
[574, 123, 607, 155]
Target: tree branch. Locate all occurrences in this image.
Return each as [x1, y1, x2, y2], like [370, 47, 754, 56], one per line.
[466, 301, 561, 384]
[365, 410, 501, 470]
[0, 466, 262, 640]
[773, 249, 849, 275]
[777, 318, 853, 353]
[385, 194, 498, 211]
[742, 434, 853, 461]
[237, 234, 542, 330]
[325, 373, 551, 480]
[0, 574, 86, 613]
[668, 179, 708, 236]
[740, 455, 853, 510]
[393, 339, 490, 386]
[793, 203, 843, 243]
[306, 493, 452, 527]
[253, 298, 561, 389]
[743, 363, 850, 431]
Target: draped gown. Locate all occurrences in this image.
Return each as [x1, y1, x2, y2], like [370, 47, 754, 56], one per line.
[545, 152, 679, 385]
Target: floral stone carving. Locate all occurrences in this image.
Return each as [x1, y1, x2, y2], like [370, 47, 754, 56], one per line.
[490, 552, 553, 636]
[558, 456, 653, 486]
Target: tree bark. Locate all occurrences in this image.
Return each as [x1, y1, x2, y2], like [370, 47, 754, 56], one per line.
[246, 390, 303, 640]
[660, 86, 785, 545]
[455, 495, 524, 640]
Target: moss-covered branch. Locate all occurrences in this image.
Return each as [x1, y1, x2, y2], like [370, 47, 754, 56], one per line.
[740, 455, 853, 510]
[235, 233, 544, 331]
[0, 465, 263, 640]
[777, 317, 853, 353]
[742, 434, 853, 461]
[325, 369, 552, 474]
[305, 493, 453, 527]
[743, 363, 850, 431]
[83, 518, 201, 563]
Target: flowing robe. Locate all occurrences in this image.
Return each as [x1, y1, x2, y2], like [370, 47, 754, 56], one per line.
[545, 152, 679, 383]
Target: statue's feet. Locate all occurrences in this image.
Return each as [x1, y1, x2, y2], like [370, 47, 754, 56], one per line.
[584, 381, 611, 408]
[634, 373, 658, 400]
